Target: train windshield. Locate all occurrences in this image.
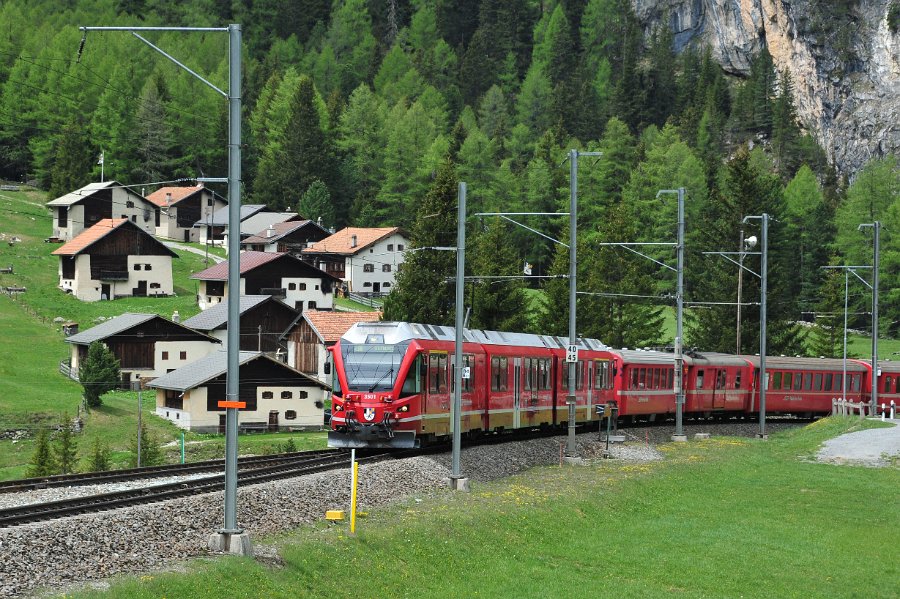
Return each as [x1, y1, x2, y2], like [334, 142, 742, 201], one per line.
[341, 341, 410, 392]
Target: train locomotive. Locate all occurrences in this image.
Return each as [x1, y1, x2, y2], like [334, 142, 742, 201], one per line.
[327, 321, 878, 449]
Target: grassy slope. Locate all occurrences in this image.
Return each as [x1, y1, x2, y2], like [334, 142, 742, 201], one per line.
[0, 190, 327, 479]
[69, 418, 899, 599]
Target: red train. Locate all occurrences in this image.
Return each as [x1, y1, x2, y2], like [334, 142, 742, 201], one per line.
[327, 321, 880, 449]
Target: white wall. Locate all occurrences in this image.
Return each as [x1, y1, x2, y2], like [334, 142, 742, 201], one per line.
[346, 232, 407, 293]
[155, 382, 326, 431]
[155, 341, 218, 377]
[282, 276, 334, 311]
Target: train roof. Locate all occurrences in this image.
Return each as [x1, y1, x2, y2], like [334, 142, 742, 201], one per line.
[877, 360, 900, 374]
[341, 321, 608, 351]
[741, 355, 868, 372]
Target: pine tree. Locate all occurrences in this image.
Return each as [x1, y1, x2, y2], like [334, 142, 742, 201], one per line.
[469, 219, 530, 332]
[129, 422, 162, 467]
[132, 74, 174, 184]
[53, 414, 78, 475]
[383, 158, 459, 325]
[807, 265, 845, 358]
[47, 116, 96, 199]
[80, 341, 121, 409]
[85, 437, 111, 472]
[298, 180, 335, 229]
[27, 427, 57, 477]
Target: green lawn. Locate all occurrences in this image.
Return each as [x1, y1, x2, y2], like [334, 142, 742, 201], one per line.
[334, 296, 379, 312]
[69, 418, 899, 599]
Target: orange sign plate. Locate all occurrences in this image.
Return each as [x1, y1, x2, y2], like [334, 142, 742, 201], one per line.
[217, 401, 246, 409]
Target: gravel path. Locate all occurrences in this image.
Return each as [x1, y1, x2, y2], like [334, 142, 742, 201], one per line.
[816, 419, 900, 467]
[0, 422, 798, 598]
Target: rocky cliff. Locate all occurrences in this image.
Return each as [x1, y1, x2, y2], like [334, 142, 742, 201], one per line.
[633, 0, 899, 174]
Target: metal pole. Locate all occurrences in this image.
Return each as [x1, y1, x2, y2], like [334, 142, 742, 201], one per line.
[843, 270, 848, 401]
[736, 228, 744, 354]
[758, 214, 768, 439]
[451, 182, 466, 487]
[872, 221, 880, 414]
[674, 187, 685, 440]
[137, 386, 142, 467]
[222, 22, 242, 535]
[566, 149, 578, 458]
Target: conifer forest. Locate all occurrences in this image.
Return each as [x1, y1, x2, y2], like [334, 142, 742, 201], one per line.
[0, 0, 897, 356]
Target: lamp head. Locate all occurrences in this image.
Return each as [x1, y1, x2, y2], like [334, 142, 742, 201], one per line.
[744, 235, 758, 249]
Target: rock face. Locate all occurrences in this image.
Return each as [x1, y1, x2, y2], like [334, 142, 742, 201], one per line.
[632, 0, 900, 174]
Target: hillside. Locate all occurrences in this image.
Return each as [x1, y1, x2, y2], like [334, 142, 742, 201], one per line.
[0, 0, 896, 355]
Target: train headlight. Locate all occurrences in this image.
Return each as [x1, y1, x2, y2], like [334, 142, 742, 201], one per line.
[397, 405, 409, 413]
[333, 404, 343, 412]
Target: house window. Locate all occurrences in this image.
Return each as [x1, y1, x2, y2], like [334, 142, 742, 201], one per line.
[314, 285, 319, 290]
[285, 410, 297, 420]
[150, 283, 160, 289]
[383, 282, 391, 288]
[126, 200, 135, 208]
[298, 283, 307, 290]
[288, 283, 296, 290]
[162, 351, 169, 359]
[364, 264, 374, 272]
[134, 264, 141, 271]
[387, 244, 394, 251]
[299, 391, 308, 399]
[363, 282, 372, 287]
[382, 264, 392, 272]
[180, 351, 187, 360]
[58, 207, 68, 227]
[398, 244, 404, 251]
[308, 301, 317, 309]
[131, 215, 136, 222]
[281, 391, 292, 399]
[145, 264, 152, 271]
[262, 391, 274, 399]
[207, 198, 213, 206]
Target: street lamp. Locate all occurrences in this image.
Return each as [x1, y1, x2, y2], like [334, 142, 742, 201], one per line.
[742, 215, 768, 439]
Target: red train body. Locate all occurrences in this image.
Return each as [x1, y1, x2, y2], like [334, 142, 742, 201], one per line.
[327, 321, 880, 449]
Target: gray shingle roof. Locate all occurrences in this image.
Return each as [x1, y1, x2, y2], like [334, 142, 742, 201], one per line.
[196, 204, 267, 227]
[65, 313, 157, 344]
[181, 295, 272, 331]
[147, 350, 327, 391]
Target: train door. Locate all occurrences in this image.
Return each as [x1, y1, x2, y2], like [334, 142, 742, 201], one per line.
[586, 361, 594, 422]
[712, 369, 727, 409]
[513, 357, 521, 429]
[425, 351, 450, 436]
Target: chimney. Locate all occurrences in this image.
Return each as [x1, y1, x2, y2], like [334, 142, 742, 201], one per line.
[266, 225, 275, 238]
[172, 310, 180, 323]
[317, 216, 322, 228]
[350, 234, 357, 248]
[165, 192, 172, 207]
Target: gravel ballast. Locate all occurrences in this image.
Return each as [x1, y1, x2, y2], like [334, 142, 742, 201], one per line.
[0, 423, 800, 598]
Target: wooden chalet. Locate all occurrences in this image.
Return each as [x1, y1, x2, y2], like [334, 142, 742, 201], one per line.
[190, 251, 341, 312]
[285, 310, 382, 383]
[181, 294, 299, 353]
[240, 220, 330, 254]
[52, 219, 177, 302]
[148, 351, 329, 433]
[145, 184, 226, 243]
[46, 181, 158, 241]
[63, 313, 220, 387]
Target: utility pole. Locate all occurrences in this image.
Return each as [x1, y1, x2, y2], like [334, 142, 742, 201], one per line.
[821, 265, 873, 402]
[736, 228, 744, 354]
[743, 214, 768, 439]
[450, 182, 468, 491]
[564, 149, 600, 461]
[859, 222, 881, 414]
[79, 23, 250, 555]
[657, 189, 686, 441]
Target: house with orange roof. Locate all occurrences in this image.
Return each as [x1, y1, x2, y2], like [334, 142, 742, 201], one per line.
[52, 219, 176, 301]
[284, 310, 382, 382]
[46, 181, 158, 241]
[301, 227, 408, 295]
[145, 183, 226, 243]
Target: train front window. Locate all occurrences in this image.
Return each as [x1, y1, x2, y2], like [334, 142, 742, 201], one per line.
[341, 341, 409, 392]
[400, 354, 423, 397]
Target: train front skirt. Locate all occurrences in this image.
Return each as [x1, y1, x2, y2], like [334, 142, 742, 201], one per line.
[328, 428, 418, 449]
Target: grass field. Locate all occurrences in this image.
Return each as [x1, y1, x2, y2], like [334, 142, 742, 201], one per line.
[67, 418, 899, 599]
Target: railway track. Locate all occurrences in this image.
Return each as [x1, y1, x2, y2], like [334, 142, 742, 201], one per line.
[0, 449, 344, 494]
[0, 450, 393, 528]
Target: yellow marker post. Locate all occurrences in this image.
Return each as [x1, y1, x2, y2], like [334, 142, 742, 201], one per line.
[350, 460, 359, 534]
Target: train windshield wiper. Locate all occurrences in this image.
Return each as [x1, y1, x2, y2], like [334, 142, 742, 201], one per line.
[369, 367, 394, 392]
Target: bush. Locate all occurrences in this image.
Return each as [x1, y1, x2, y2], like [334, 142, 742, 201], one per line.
[85, 437, 111, 472]
[80, 341, 121, 408]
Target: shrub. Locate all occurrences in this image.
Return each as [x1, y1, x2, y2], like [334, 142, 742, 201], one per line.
[80, 341, 121, 408]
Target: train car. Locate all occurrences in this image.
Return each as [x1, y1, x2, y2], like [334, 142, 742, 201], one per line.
[598, 349, 677, 420]
[327, 321, 606, 449]
[876, 361, 900, 414]
[682, 352, 754, 417]
[742, 356, 868, 415]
